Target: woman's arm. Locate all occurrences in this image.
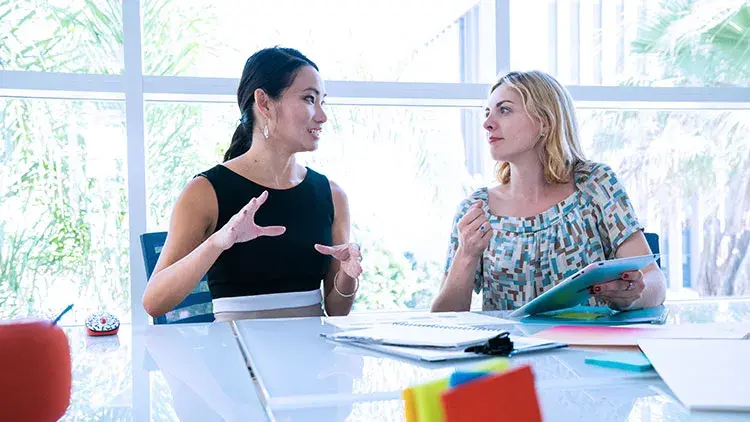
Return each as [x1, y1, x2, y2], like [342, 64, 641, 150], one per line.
[431, 203, 491, 312]
[595, 230, 667, 310]
[322, 181, 356, 316]
[431, 249, 483, 312]
[617, 231, 667, 308]
[142, 177, 221, 318]
[143, 180, 286, 317]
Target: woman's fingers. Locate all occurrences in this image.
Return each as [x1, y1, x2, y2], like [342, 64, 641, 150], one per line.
[314, 244, 338, 256]
[314, 243, 358, 262]
[458, 203, 484, 228]
[257, 225, 286, 237]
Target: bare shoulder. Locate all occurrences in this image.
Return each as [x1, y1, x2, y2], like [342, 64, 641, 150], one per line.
[328, 179, 349, 205]
[173, 176, 218, 236]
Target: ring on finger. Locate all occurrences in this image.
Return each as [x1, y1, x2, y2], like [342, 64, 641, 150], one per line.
[626, 281, 634, 291]
[479, 224, 486, 233]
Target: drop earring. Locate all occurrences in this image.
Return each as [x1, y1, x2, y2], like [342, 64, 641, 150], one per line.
[262, 124, 269, 139]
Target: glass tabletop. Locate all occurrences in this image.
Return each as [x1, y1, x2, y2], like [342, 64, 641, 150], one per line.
[270, 379, 749, 422]
[61, 323, 267, 421]
[236, 299, 750, 411]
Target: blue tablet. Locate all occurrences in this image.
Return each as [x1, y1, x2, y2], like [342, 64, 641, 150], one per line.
[509, 254, 660, 318]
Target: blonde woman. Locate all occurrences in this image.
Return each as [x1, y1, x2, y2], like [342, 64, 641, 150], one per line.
[432, 70, 666, 312]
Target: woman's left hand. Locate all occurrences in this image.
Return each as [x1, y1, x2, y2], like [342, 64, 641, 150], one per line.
[314, 243, 363, 278]
[590, 270, 645, 310]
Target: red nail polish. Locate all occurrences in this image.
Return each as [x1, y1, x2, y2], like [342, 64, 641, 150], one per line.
[622, 273, 629, 279]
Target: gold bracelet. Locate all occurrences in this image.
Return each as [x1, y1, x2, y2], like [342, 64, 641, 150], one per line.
[333, 271, 358, 298]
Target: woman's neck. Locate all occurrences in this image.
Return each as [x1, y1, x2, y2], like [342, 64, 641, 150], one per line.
[238, 141, 304, 188]
[505, 156, 552, 202]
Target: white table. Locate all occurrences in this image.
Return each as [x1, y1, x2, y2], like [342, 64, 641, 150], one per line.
[235, 299, 750, 421]
[270, 380, 750, 422]
[60, 322, 268, 421]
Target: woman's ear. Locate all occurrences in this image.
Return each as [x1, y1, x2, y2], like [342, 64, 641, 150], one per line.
[254, 88, 274, 120]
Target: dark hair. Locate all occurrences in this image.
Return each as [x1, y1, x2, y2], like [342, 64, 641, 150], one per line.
[224, 47, 319, 161]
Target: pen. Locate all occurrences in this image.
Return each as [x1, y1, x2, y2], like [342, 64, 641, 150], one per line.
[52, 304, 74, 325]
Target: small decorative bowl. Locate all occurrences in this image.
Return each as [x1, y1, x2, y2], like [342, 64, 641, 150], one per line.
[85, 311, 120, 336]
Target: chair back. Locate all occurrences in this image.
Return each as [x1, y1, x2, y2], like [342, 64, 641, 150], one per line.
[644, 232, 661, 268]
[140, 231, 214, 324]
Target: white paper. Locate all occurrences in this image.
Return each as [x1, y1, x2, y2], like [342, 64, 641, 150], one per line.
[333, 335, 558, 362]
[324, 311, 515, 330]
[639, 339, 750, 411]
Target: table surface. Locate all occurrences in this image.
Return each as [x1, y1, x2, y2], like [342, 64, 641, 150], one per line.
[60, 322, 268, 422]
[235, 298, 750, 421]
[60, 298, 750, 421]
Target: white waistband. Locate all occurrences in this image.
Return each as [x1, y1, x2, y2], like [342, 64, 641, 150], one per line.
[212, 289, 323, 313]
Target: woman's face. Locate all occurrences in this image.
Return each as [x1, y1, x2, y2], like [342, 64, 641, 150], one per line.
[483, 84, 543, 162]
[270, 66, 328, 152]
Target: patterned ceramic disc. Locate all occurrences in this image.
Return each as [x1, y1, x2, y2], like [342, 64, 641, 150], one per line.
[85, 311, 120, 332]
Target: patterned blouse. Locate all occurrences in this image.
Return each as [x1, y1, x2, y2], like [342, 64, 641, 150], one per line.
[444, 161, 643, 311]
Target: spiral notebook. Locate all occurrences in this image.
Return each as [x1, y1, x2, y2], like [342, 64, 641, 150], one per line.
[323, 322, 566, 362]
[322, 321, 503, 348]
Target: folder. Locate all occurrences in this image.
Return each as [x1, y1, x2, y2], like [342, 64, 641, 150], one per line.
[518, 305, 669, 325]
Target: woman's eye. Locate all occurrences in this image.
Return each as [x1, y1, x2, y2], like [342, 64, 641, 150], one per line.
[305, 96, 315, 103]
[500, 107, 511, 114]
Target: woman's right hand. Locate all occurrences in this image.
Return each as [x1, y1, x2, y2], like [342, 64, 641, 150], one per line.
[212, 190, 286, 251]
[456, 202, 492, 258]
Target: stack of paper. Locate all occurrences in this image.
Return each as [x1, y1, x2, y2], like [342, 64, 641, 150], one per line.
[639, 339, 750, 411]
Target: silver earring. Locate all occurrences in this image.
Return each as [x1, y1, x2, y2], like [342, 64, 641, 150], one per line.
[262, 124, 269, 139]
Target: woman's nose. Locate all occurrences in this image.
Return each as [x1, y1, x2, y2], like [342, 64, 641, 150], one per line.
[483, 117, 493, 131]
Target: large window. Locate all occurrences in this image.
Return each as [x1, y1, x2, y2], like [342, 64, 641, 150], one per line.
[0, 99, 129, 322]
[510, 0, 750, 87]
[0, 1, 123, 73]
[2, 0, 749, 324]
[142, 0, 483, 82]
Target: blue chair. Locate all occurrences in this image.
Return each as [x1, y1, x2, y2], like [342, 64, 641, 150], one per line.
[644, 232, 661, 268]
[140, 231, 215, 324]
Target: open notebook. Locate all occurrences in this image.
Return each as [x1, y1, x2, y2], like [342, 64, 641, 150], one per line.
[322, 321, 503, 349]
[322, 322, 566, 362]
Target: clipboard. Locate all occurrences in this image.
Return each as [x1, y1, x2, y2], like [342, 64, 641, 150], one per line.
[510, 254, 659, 318]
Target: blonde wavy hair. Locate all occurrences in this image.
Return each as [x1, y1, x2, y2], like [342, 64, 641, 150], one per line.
[491, 70, 586, 184]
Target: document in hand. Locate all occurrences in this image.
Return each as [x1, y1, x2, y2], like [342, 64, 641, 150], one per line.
[518, 305, 669, 325]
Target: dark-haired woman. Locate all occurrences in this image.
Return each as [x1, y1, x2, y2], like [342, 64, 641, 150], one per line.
[143, 47, 362, 322]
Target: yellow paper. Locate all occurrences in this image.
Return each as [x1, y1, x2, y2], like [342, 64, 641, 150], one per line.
[411, 377, 450, 422]
[474, 357, 510, 373]
[552, 311, 604, 320]
[403, 388, 418, 422]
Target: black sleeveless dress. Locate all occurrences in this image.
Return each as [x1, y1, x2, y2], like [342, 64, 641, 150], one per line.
[197, 165, 334, 302]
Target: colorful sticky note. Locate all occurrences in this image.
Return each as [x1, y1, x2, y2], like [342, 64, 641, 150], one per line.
[449, 371, 490, 388]
[472, 357, 509, 373]
[410, 377, 450, 422]
[585, 351, 653, 372]
[403, 388, 418, 422]
[440, 365, 542, 422]
[552, 311, 605, 320]
[402, 358, 510, 421]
